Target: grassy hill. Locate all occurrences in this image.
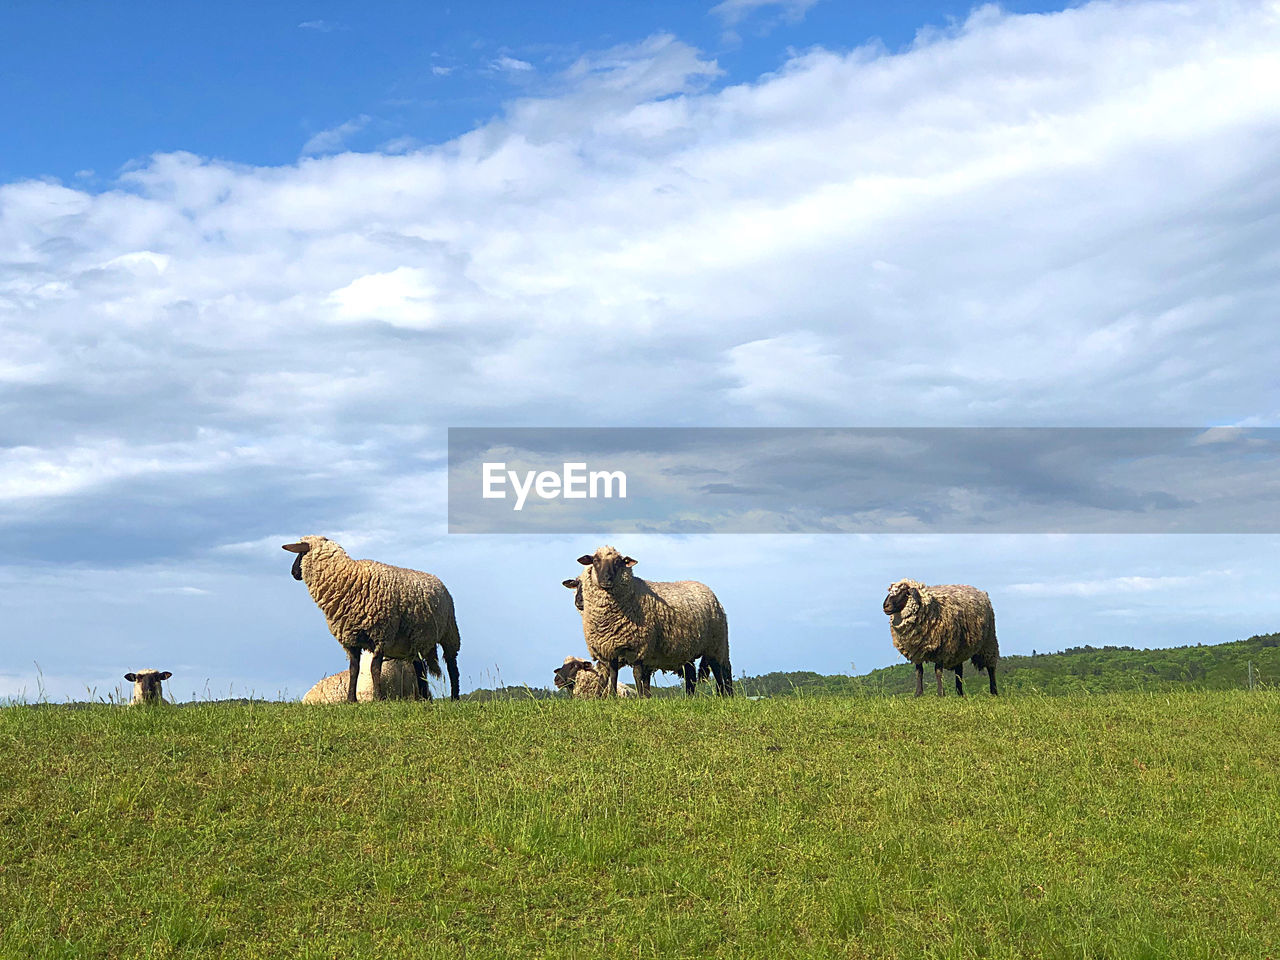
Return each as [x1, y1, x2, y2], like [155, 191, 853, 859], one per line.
[2, 692, 1278, 958]
[468, 632, 1280, 700]
[739, 631, 1280, 698]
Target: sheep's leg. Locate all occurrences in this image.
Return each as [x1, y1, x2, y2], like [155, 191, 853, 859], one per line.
[988, 666, 998, 696]
[935, 664, 944, 697]
[709, 658, 733, 697]
[370, 652, 385, 701]
[412, 659, 434, 702]
[955, 663, 965, 697]
[445, 650, 460, 701]
[683, 662, 697, 696]
[633, 661, 652, 698]
[914, 662, 924, 697]
[344, 646, 361, 703]
[607, 659, 621, 697]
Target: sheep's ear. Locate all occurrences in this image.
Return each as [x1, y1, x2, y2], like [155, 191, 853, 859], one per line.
[576, 555, 593, 566]
[159, 672, 172, 681]
[909, 586, 921, 603]
[124, 673, 138, 682]
[622, 556, 637, 567]
[562, 579, 580, 589]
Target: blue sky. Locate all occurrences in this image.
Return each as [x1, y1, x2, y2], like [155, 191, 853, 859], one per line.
[3, 0, 1061, 182]
[2, 0, 1279, 701]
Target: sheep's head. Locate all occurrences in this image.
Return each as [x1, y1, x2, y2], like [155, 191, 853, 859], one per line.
[281, 535, 339, 581]
[562, 577, 584, 611]
[575, 545, 636, 592]
[125, 669, 171, 704]
[553, 656, 594, 690]
[883, 580, 919, 616]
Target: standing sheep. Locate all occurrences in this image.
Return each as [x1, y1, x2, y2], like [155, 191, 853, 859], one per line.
[574, 546, 732, 698]
[552, 656, 636, 698]
[282, 536, 462, 702]
[124, 669, 171, 705]
[562, 577, 584, 611]
[883, 580, 999, 697]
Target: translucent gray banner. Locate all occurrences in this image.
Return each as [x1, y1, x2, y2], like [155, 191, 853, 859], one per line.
[447, 427, 1280, 534]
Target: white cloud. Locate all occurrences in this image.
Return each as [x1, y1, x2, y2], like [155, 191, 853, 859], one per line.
[327, 266, 440, 328]
[492, 55, 534, 73]
[298, 20, 338, 32]
[1006, 573, 1227, 598]
[300, 114, 371, 156]
[709, 0, 819, 29]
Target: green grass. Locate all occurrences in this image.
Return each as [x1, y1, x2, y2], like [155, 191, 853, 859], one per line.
[2, 692, 1278, 958]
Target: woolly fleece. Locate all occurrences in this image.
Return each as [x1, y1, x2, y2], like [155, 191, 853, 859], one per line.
[287, 536, 461, 677]
[886, 579, 1000, 671]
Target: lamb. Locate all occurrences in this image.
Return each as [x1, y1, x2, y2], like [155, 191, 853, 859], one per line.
[573, 545, 732, 698]
[282, 536, 462, 701]
[302, 652, 422, 704]
[124, 669, 171, 705]
[883, 580, 999, 697]
[552, 656, 637, 698]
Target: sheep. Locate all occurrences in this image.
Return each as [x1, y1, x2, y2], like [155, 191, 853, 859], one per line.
[282, 536, 461, 701]
[562, 576, 584, 611]
[302, 651, 422, 704]
[124, 669, 171, 705]
[573, 545, 732, 698]
[883, 580, 999, 697]
[552, 656, 636, 698]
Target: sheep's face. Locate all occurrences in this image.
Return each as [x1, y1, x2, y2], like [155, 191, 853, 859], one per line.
[562, 578, 584, 611]
[125, 669, 171, 704]
[575, 546, 636, 592]
[883, 581, 916, 616]
[553, 656, 594, 690]
[281, 535, 337, 581]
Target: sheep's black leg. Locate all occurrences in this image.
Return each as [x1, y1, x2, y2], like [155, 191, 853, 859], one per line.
[412, 659, 434, 701]
[370, 652, 385, 701]
[988, 666, 998, 696]
[633, 661, 653, 698]
[935, 664, 944, 697]
[607, 659, 620, 697]
[914, 662, 924, 697]
[445, 651, 460, 701]
[955, 663, 965, 697]
[709, 659, 733, 697]
[683, 662, 697, 696]
[344, 646, 362, 702]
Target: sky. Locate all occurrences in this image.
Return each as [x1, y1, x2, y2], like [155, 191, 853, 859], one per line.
[1, 0, 1278, 701]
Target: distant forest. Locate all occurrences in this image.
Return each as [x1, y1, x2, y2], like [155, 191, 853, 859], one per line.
[464, 632, 1280, 700]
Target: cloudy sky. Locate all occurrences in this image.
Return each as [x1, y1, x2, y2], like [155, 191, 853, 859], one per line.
[2, 0, 1278, 701]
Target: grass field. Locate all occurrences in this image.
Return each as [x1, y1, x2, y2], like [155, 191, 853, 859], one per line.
[2, 692, 1278, 959]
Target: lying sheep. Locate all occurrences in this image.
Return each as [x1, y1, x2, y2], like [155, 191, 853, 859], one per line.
[302, 652, 422, 704]
[552, 656, 636, 698]
[124, 669, 171, 705]
[574, 545, 732, 698]
[883, 579, 999, 697]
[282, 536, 461, 701]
